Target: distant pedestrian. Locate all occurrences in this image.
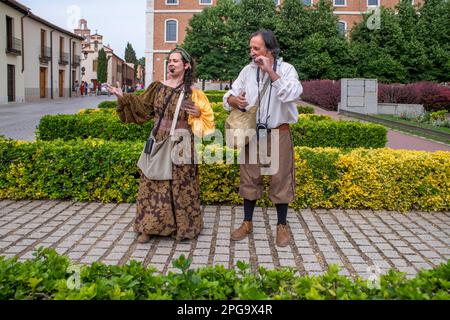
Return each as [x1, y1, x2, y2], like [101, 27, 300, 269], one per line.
[74, 80, 80, 97]
[80, 81, 85, 97]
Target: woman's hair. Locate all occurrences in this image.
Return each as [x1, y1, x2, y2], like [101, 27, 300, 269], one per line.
[168, 47, 196, 96]
[250, 29, 280, 59]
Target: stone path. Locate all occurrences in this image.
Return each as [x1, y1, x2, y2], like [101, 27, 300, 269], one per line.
[0, 200, 448, 279]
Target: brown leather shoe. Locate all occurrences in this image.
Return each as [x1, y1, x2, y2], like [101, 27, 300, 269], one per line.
[231, 221, 253, 241]
[137, 233, 151, 244]
[276, 224, 290, 247]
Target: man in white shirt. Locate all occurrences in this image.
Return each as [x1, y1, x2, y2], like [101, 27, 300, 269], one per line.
[223, 30, 303, 247]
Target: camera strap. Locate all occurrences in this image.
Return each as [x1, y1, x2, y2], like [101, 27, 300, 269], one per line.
[257, 59, 278, 126]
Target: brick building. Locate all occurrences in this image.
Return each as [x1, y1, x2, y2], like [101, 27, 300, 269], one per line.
[145, 0, 418, 86]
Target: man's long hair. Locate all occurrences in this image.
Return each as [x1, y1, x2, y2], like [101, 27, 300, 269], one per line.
[250, 29, 280, 59]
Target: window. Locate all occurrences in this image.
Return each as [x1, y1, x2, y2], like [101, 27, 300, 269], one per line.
[303, 0, 312, 6]
[333, 0, 346, 6]
[41, 29, 46, 52]
[94, 41, 98, 51]
[165, 20, 178, 43]
[200, 0, 213, 4]
[338, 21, 347, 36]
[93, 59, 98, 72]
[6, 16, 13, 48]
[60, 37, 65, 57]
[166, 0, 178, 4]
[368, 0, 379, 6]
[7, 65, 15, 102]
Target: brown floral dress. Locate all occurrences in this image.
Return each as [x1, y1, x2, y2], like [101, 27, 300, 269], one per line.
[117, 81, 203, 241]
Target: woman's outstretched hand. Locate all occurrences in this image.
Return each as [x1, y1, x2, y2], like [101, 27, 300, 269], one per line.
[106, 81, 124, 98]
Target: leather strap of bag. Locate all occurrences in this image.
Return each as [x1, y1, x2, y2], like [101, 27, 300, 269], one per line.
[149, 83, 183, 139]
[170, 90, 185, 136]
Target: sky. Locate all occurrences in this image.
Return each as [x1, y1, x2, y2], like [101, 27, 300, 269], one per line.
[18, 0, 147, 59]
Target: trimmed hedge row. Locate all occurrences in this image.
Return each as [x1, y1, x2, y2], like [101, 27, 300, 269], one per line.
[0, 248, 448, 300]
[98, 101, 118, 109]
[1, 138, 448, 211]
[37, 105, 387, 149]
[36, 112, 153, 142]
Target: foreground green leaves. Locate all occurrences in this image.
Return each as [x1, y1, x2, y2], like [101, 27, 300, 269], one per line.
[0, 248, 448, 300]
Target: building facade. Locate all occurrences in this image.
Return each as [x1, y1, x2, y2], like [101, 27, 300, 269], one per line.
[1, 0, 83, 104]
[74, 19, 135, 91]
[145, 0, 419, 86]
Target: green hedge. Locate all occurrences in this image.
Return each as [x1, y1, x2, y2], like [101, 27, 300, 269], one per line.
[98, 101, 117, 109]
[292, 119, 387, 149]
[37, 108, 387, 149]
[1, 139, 448, 211]
[298, 105, 315, 114]
[36, 113, 153, 142]
[0, 248, 448, 300]
[205, 93, 225, 103]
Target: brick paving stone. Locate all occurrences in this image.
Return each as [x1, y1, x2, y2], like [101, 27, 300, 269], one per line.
[192, 256, 209, 264]
[4, 245, 28, 253]
[234, 251, 250, 259]
[67, 251, 84, 260]
[257, 255, 274, 263]
[322, 252, 340, 259]
[340, 248, 359, 256]
[279, 259, 296, 267]
[258, 262, 275, 269]
[347, 256, 365, 264]
[383, 250, 401, 259]
[105, 252, 125, 260]
[301, 254, 319, 262]
[81, 256, 101, 264]
[358, 245, 379, 253]
[150, 255, 168, 263]
[404, 254, 426, 263]
[303, 263, 323, 271]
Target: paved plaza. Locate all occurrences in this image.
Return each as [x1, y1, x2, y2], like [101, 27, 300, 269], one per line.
[0, 200, 448, 279]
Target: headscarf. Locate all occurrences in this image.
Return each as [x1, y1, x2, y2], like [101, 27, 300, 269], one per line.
[169, 47, 192, 64]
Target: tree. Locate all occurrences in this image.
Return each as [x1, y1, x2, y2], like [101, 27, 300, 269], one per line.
[415, 0, 450, 82]
[350, 7, 409, 83]
[125, 42, 138, 76]
[184, 0, 244, 83]
[277, 0, 355, 80]
[124, 42, 138, 65]
[138, 57, 145, 68]
[97, 48, 108, 83]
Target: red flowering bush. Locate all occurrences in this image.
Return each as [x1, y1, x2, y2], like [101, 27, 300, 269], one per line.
[301, 80, 341, 111]
[379, 82, 450, 112]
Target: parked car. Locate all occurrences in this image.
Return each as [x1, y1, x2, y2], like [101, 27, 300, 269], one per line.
[99, 83, 110, 96]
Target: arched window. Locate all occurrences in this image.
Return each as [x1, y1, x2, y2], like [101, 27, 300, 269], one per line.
[165, 20, 178, 43]
[338, 21, 347, 37]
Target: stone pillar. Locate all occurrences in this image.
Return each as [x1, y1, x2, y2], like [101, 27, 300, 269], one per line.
[339, 78, 378, 115]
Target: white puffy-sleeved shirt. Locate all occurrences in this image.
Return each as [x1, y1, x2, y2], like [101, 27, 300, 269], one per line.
[223, 58, 303, 129]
